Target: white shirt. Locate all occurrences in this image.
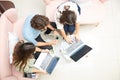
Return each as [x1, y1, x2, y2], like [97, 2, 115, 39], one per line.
[55, 1, 80, 29]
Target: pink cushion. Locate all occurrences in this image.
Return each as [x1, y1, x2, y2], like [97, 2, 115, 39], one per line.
[79, 0, 106, 24]
[13, 18, 26, 40]
[3, 8, 18, 23]
[0, 12, 13, 79]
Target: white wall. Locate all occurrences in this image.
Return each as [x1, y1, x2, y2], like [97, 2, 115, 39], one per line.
[10, 0, 45, 18]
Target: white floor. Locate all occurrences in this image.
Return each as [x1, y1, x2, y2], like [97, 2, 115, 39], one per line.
[11, 0, 120, 80]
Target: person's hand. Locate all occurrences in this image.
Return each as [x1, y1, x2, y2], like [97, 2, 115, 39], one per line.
[41, 49, 50, 53]
[35, 47, 50, 53]
[53, 30, 59, 36]
[75, 34, 80, 42]
[65, 37, 73, 44]
[49, 40, 57, 45]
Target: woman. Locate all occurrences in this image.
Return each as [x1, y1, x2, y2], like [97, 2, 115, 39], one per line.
[55, 1, 81, 43]
[13, 40, 49, 73]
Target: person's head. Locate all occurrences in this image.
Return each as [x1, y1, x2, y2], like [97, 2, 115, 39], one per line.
[31, 14, 49, 30]
[13, 40, 35, 71]
[59, 6, 77, 25]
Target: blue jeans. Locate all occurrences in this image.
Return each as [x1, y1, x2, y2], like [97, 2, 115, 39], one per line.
[64, 24, 75, 35]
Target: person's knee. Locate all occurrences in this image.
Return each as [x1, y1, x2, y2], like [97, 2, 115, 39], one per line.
[68, 26, 75, 34]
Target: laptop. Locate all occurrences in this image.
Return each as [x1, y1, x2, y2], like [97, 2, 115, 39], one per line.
[64, 41, 92, 62]
[34, 53, 59, 74]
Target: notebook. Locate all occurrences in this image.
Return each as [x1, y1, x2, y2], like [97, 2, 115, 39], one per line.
[34, 53, 59, 74]
[61, 40, 92, 62]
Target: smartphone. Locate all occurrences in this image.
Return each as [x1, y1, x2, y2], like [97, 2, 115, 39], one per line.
[23, 72, 36, 78]
[56, 36, 59, 40]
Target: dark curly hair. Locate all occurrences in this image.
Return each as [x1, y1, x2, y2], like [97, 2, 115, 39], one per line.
[59, 9, 76, 25]
[31, 14, 49, 30]
[13, 40, 35, 72]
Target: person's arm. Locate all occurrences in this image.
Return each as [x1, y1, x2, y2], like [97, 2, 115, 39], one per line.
[75, 23, 80, 35]
[36, 40, 57, 47]
[74, 22, 80, 41]
[35, 47, 42, 52]
[32, 68, 47, 74]
[59, 29, 73, 43]
[35, 47, 50, 53]
[47, 23, 59, 36]
[47, 23, 56, 31]
[59, 29, 67, 40]
[74, 4, 81, 41]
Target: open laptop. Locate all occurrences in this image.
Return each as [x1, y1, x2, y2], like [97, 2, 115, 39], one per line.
[64, 41, 92, 62]
[34, 53, 59, 74]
